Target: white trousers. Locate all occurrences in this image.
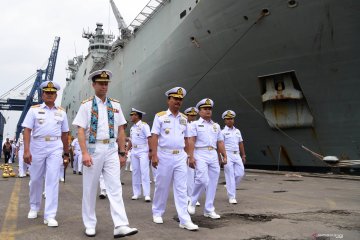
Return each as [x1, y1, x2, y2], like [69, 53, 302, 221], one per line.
[191, 149, 220, 213]
[152, 150, 191, 224]
[151, 165, 157, 182]
[73, 151, 83, 172]
[29, 139, 63, 219]
[18, 149, 27, 177]
[82, 143, 129, 228]
[224, 151, 245, 199]
[59, 164, 64, 180]
[186, 166, 195, 197]
[99, 173, 106, 191]
[131, 150, 150, 197]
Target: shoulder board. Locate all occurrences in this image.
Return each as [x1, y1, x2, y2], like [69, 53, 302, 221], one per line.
[57, 106, 65, 111]
[81, 96, 94, 104]
[156, 111, 167, 117]
[31, 104, 40, 108]
[108, 97, 120, 103]
[180, 113, 188, 119]
[141, 121, 148, 125]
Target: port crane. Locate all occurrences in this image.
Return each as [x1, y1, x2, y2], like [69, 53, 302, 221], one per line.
[0, 37, 60, 140]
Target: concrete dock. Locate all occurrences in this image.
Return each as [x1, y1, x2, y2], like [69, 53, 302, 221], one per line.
[0, 164, 359, 240]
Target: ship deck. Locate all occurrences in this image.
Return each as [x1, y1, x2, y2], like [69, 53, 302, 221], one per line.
[0, 162, 359, 240]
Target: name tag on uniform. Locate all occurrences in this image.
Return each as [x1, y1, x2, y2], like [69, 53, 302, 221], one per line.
[225, 133, 230, 135]
[198, 125, 204, 127]
[38, 112, 45, 114]
[164, 120, 171, 123]
[55, 112, 62, 117]
[180, 119, 186, 125]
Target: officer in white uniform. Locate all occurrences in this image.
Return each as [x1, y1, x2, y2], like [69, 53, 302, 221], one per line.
[221, 110, 246, 204]
[150, 87, 198, 231]
[11, 140, 16, 163]
[72, 69, 138, 238]
[16, 130, 27, 177]
[22, 81, 70, 227]
[183, 107, 200, 206]
[128, 108, 151, 202]
[187, 98, 227, 219]
[71, 137, 83, 174]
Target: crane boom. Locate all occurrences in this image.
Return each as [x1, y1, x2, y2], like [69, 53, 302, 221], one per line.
[15, 37, 61, 139]
[110, 0, 127, 30]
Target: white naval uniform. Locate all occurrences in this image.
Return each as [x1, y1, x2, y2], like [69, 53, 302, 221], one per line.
[130, 120, 151, 197]
[16, 134, 27, 177]
[72, 96, 129, 229]
[189, 117, 224, 214]
[22, 103, 69, 220]
[151, 109, 192, 225]
[10, 142, 16, 163]
[221, 126, 245, 199]
[71, 138, 82, 173]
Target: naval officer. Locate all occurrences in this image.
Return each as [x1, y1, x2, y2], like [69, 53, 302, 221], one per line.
[184, 107, 200, 206]
[72, 69, 138, 238]
[71, 136, 83, 174]
[16, 129, 27, 177]
[221, 110, 246, 204]
[128, 108, 151, 202]
[22, 80, 70, 227]
[187, 98, 227, 219]
[150, 87, 198, 231]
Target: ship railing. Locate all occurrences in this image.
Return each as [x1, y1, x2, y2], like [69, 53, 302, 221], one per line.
[128, 0, 168, 33]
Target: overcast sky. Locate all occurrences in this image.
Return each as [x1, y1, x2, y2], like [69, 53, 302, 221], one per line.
[0, 0, 149, 140]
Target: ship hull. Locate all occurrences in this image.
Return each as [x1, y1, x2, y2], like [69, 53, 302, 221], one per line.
[62, 0, 360, 171]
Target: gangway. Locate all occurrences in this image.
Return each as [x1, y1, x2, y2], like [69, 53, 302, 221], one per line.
[0, 37, 60, 140]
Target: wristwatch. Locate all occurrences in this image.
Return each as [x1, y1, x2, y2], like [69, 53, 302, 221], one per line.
[118, 150, 126, 157]
[63, 153, 70, 158]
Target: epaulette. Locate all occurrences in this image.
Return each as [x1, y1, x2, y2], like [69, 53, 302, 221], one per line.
[109, 97, 120, 103]
[180, 113, 188, 119]
[156, 111, 167, 117]
[31, 104, 40, 108]
[81, 96, 94, 104]
[57, 106, 65, 111]
[142, 121, 148, 125]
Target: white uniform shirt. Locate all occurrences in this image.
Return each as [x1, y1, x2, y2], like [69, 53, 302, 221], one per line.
[130, 120, 151, 145]
[189, 117, 223, 148]
[71, 138, 81, 153]
[221, 126, 243, 152]
[151, 109, 188, 149]
[72, 96, 126, 140]
[11, 143, 16, 154]
[22, 103, 69, 137]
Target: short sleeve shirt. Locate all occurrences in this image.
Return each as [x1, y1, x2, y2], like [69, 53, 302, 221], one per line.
[151, 109, 188, 149]
[221, 126, 243, 151]
[72, 96, 126, 140]
[130, 120, 151, 145]
[22, 103, 69, 137]
[189, 117, 223, 149]
[71, 138, 81, 152]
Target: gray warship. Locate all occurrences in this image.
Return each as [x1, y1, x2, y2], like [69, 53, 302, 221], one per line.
[61, 0, 360, 171]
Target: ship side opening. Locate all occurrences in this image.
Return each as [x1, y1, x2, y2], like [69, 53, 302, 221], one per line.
[259, 71, 314, 129]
